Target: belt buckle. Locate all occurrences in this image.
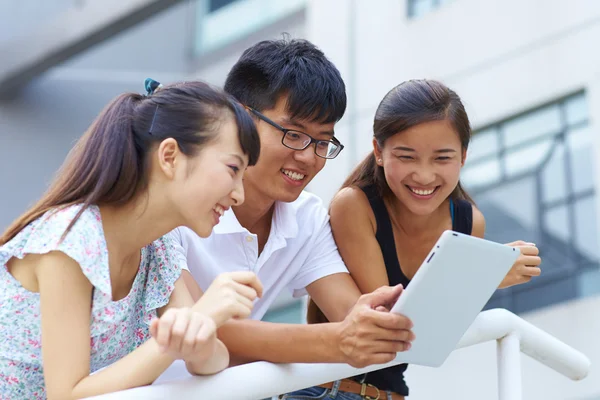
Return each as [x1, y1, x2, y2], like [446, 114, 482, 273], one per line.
[360, 382, 380, 400]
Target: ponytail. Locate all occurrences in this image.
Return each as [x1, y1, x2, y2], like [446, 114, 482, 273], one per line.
[0, 94, 143, 245]
[340, 149, 392, 197]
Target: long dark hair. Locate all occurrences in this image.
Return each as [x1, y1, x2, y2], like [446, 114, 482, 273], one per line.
[1, 81, 260, 245]
[343, 79, 474, 203]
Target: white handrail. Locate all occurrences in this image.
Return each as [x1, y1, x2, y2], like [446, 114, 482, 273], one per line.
[87, 308, 590, 400]
[457, 308, 589, 380]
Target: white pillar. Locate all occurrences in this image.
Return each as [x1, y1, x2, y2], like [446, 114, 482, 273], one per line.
[497, 333, 522, 400]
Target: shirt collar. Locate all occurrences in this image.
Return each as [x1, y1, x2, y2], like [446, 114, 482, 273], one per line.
[212, 201, 299, 239]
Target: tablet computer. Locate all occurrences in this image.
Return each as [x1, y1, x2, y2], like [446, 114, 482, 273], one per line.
[390, 230, 520, 367]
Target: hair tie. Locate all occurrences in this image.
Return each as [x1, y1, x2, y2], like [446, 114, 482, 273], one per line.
[144, 78, 163, 96]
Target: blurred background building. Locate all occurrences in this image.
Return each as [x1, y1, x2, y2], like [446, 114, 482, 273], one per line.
[1, 0, 599, 398]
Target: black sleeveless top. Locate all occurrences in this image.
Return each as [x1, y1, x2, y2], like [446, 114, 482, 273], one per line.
[353, 184, 474, 396]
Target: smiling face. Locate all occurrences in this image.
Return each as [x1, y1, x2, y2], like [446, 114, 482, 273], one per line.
[157, 116, 249, 237]
[243, 96, 336, 204]
[374, 119, 465, 216]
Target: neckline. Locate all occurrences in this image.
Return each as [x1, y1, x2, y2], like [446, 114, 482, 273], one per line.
[376, 195, 456, 283]
[92, 205, 146, 304]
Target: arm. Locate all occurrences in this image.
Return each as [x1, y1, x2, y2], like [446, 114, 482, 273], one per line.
[470, 205, 542, 288]
[38, 251, 179, 399]
[181, 271, 340, 365]
[217, 284, 412, 368]
[305, 273, 361, 323]
[471, 205, 486, 239]
[218, 319, 344, 364]
[155, 275, 229, 375]
[329, 187, 391, 294]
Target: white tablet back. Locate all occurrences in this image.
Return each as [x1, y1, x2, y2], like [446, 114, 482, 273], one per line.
[390, 230, 519, 367]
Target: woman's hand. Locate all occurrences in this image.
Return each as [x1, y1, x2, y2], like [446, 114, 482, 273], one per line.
[193, 271, 263, 327]
[500, 240, 542, 288]
[150, 307, 218, 364]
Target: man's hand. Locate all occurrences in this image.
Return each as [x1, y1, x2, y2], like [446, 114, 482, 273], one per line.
[334, 284, 414, 368]
[500, 240, 541, 288]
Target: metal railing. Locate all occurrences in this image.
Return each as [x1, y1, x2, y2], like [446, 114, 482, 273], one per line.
[89, 308, 591, 400]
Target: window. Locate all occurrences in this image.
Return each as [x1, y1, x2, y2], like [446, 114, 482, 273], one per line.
[407, 0, 455, 18]
[462, 92, 598, 314]
[208, 0, 238, 12]
[195, 0, 306, 54]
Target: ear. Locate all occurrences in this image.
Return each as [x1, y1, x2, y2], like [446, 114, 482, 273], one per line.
[461, 148, 467, 167]
[156, 138, 181, 180]
[372, 138, 383, 166]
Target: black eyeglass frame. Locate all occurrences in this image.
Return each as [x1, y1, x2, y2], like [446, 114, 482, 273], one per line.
[246, 107, 344, 159]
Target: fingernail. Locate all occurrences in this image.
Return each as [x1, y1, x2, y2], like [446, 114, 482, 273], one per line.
[406, 343, 412, 350]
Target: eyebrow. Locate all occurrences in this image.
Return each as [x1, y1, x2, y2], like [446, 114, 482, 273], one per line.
[280, 117, 335, 138]
[393, 146, 457, 153]
[230, 154, 247, 166]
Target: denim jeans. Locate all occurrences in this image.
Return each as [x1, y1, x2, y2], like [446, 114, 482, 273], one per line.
[276, 380, 395, 400]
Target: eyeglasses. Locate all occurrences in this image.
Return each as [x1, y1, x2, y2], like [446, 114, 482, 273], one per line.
[246, 107, 344, 159]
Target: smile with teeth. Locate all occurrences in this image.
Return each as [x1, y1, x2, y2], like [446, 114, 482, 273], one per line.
[281, 169, 305, 181]
[213, 204, 225, 217]
[408, 186, 438, 196]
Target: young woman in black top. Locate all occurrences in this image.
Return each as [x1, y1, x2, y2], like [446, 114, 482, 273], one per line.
[288, 80, 542, 400]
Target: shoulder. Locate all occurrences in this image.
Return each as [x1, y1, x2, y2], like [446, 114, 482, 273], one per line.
[12, 205, 104, 255]
[471, 204, 486, 238]
[330, 186, 371, 211]
[331, 186, 373, 217]
[330, 186, 376, 231]
[6, 205, 112, 295]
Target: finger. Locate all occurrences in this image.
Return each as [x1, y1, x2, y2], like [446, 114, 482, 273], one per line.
[194, 317, 217, 353]
[181, 312, 204, 355]
[156, 309, 177, 351]
[234, 293, 254, 316]
[523, 266, 541, 277]
[150, 318, 159, 338]
[224, 272, 264, 298]
[517, 246, 539, 256]
[222, 295, 252, 321]
[520, 255, 541, 266]
[170, 309, 191, 354]
[368, 324, 415, 343]
[352, 352, 397, 368]
[231, 282, 259, 302]
[357, 285, 403, 308]
[506, 240, 527, 246]
[368, 308, 413, 331]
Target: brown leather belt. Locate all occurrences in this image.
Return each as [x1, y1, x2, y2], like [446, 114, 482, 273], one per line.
[317, 378, 405, 400]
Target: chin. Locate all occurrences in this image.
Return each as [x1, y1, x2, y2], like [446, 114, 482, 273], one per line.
[189, 225, 213, 238]
[279, 188, 305, 203]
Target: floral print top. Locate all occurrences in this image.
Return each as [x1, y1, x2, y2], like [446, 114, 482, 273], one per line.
[0, 205, 185, 399]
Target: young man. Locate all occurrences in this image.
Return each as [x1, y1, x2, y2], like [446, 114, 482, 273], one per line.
[174, 38, 413, 384]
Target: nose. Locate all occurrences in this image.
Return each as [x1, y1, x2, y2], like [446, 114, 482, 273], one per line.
[231, 178, 245, 206]
[411, 164, 436, 186]
[293, 144, 318, 166]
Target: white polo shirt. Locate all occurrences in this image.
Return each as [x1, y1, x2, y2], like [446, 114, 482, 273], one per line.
[171, 191, 348, 320]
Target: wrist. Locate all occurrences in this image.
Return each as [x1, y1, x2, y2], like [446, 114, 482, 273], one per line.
[320, 322, 346, 363]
